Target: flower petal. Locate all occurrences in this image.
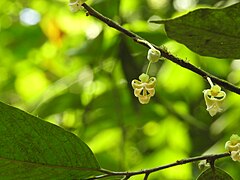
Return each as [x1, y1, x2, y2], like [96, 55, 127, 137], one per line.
[231, 150, 240, 162]
[132, 79, 143, 89]
[134, 88, 143, 97]
[146, 88, 155, 96]
[138, 95, 151, 104]
[215, 91, 226, 100]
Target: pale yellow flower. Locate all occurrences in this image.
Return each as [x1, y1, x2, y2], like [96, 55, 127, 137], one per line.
[203, 78, 226, 116]
[225, 134, 240, 162]
[132, 73, 156, 104]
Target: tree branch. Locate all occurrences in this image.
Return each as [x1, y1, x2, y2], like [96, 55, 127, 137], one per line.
[85, 152, 230, 179]
[81, 3, 240, 95]
[69, 4, 234, 179]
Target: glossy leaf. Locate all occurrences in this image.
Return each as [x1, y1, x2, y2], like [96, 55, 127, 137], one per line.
[0, 101, 100, 179]
[151, 3, 240, 59]
[197, 167, 233, 180]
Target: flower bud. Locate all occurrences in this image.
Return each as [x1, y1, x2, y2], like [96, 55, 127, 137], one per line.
[147, 48, 161, 63]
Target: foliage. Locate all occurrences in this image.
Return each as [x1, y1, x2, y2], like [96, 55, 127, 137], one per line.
[1, 0, 240, 179]
[151, 3, 240, 59]
[0, 101, 100, 179]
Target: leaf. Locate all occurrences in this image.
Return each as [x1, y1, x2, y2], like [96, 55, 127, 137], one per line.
[0, 101, 100, 179]
[197, 167, 233, 180]
[151, 3, 240, 59]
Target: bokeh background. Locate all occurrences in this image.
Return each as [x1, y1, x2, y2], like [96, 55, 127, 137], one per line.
[1, 0, 240, 179]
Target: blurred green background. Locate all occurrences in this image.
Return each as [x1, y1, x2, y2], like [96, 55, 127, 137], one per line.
[1, 0, 240, 179]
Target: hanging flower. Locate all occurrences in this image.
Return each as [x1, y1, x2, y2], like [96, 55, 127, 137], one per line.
[225, 134, 240, 162]
[203, 77, 226, 116]
[131, 73, 156, 104]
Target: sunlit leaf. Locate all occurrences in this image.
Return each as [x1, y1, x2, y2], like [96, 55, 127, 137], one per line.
[0, 101, 100, 179]
[151, 3, 240, 59]
[197, 167, 233, 180]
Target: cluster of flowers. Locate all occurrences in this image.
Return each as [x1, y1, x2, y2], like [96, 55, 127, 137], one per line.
[132, 40, 235, 164]
[131, 40, 226, 117]
[69, 0, 226, 117]
[69, 4, 239, 164]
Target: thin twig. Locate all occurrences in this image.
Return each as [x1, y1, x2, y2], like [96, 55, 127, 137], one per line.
[143, 173, 150, 180]
[81, 3, 240, 95]
[85, 152, 230, 179]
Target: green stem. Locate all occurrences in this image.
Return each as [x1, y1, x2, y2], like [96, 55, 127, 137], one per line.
[207, 77, 214, 87]
[145, 62, 152, 75]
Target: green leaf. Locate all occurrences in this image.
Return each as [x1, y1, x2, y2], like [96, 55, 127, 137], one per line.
[197, 167, 233, 180]
[151, 3, 240, 59]
[0, 101, 100, 179]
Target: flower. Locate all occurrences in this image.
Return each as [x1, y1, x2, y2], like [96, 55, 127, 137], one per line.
[225, 134, 240, 162]
[203, 78, 226, 116]
[69, 0, 86, 12]
[131, 73, 156, 104]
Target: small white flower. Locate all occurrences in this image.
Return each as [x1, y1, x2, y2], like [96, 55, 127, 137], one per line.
[225, 134, 240, 162]
[69, 0, 86, 12]
[203, 77, 226, 116]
